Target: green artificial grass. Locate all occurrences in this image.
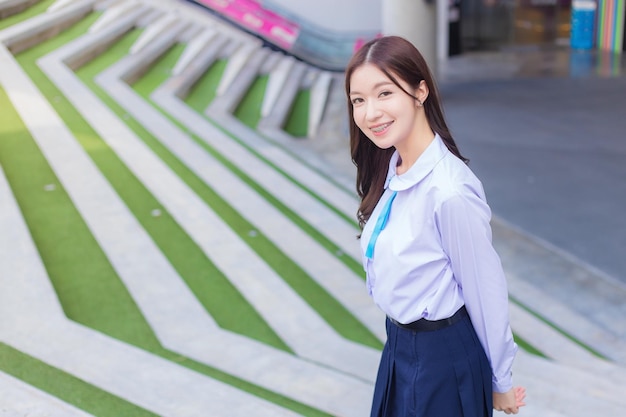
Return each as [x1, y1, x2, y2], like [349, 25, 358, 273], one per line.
[183, 58, 227, 111]
[510, 295, 608, 359]
[184, 69, 359, 225]
[156, 352, 335, 417]
[78, 33, 291, 352]
[234, 74, 267, 128]
[255, 125, 359, 226]
[218, 156, 365, 278]
[182, 68, 363, 276]
[0, 343, 158, 417]
[3, 15, 334, 417]
[135, 50, 378, 348]
[0, 82, 161, 417]
[513, 334, 546, 358]
[283, 88, 310, 137]
[68, 21, 377, 350]
[0, 335, 333, 417]
[96, 32, 377, 347]
[1, 60, 160, 353]
[12, 19, 289, 350]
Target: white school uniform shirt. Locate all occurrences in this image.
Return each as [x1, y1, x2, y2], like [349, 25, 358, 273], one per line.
[360, 134, 517, 393]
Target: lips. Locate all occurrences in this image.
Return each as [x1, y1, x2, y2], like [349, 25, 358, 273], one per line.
[370, 121, 393, 134]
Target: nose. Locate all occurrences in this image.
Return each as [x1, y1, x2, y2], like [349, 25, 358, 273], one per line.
[365, 100, 382, 121]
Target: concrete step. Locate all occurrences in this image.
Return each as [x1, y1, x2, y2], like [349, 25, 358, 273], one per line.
[308, 70, 333, 137]
[0, 0, 94, 53]
[88, 0, 140, 34]
[170, 31, 231, 98]
[214, 40, 260, 95]
[259, 57, 307, 130]
[171, 26, 217, 75]
[1, 36, 375, 416]
[0, 0, 38, 19]
[514, 351, 626, 417]
[207, 46, 271, 114]
[0, 371, 95, 417]
[492, 218, 626, 366]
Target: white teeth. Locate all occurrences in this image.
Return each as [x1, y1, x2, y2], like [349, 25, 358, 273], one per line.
[371, 122, 391, 133]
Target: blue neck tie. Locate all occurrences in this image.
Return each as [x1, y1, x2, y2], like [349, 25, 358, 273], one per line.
[365, 191, 397, 259]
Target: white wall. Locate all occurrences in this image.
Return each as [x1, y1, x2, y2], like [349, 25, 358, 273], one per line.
[382, 0, 437, 72]
[262, 0, 382, 33]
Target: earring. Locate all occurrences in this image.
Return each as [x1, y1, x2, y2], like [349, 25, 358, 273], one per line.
[417, 99, 423, 107]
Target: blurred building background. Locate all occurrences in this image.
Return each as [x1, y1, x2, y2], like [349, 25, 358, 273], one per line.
[187, 0, 625, 71]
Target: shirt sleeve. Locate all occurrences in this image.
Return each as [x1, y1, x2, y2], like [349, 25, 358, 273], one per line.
[436, 188, 518, 393]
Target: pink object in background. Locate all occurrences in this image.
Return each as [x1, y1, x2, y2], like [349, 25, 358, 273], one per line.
[196, 0, 300, 49]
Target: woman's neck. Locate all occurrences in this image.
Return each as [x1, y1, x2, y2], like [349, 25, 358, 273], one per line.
[395, 128, 435, 175]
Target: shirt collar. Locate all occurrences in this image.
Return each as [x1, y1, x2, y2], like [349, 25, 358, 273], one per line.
[386, 134, 448, 191]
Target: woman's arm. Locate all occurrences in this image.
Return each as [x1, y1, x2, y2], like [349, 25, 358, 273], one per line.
[436, 189, 517, 392]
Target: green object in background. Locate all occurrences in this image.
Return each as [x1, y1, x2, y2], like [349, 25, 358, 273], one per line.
[284, 88, 310, 138]
[234, 75, 267, 128]
[183, 58, 227, 111]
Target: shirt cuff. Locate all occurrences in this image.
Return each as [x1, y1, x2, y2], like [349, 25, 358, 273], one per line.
[492, 374, 513, 393]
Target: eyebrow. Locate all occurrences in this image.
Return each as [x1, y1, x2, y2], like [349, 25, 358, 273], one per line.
[349, 80, 394, 96]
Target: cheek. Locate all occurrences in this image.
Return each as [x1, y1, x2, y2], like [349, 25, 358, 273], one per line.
[352, 108, 366, 130]
[351, 107, 360, 121]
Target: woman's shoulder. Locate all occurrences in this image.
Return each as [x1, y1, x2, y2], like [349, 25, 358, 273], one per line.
[431, 153, 486, 202]
[435, 151, 482, 185]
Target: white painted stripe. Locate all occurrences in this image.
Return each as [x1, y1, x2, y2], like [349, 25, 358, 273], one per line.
[507, 274, 626, 384]
[0, 371, 95, 417]
[308, 70, 332, 137]
[95, 50, 381, 377]
[261, 55, 294, 117]
[48, 0, 85, 13]
[0, 158, 299, 417]
[0, 0, 95, 45]
[216, 41, 257, 96]
[153, 87, 385, 340]
[31, 28, 375, 417]
[88, 0, 139, 34]
[171, 27, 216, 75]
[129, 12, 178, 54]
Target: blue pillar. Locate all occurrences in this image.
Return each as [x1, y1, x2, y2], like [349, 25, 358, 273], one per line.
[570, 0, 597, 50]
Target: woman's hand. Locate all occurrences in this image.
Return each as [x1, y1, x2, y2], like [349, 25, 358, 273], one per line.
[493, 386, 526, 414]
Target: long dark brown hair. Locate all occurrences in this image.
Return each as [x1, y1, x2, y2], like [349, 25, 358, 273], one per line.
[345, 35, 468, 230]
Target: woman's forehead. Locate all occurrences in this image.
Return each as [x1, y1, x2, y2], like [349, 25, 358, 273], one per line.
[350, 65, 393, 90]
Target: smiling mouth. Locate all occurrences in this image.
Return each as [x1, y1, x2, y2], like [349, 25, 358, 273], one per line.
[370, 122, 393, 134]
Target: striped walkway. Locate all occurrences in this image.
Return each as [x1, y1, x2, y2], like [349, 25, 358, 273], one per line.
[0, 164, 301, 417]
[0, 371, 94, 417]
[1, 0, 626, 416]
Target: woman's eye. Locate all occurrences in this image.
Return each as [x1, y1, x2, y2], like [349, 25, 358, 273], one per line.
[351, 97, 363, 105]
[379, 91, 392, 97]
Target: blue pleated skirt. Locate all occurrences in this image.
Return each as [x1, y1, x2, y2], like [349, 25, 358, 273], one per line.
[370, 311, 493, 417]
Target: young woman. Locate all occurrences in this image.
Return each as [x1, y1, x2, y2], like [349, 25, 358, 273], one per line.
[345, 36, 526, 416]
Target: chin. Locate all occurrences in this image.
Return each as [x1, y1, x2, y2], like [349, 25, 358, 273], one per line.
[370, 139, 395, 150]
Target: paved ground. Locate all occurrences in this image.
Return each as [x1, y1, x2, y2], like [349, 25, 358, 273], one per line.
[441, 58, 626, 284]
